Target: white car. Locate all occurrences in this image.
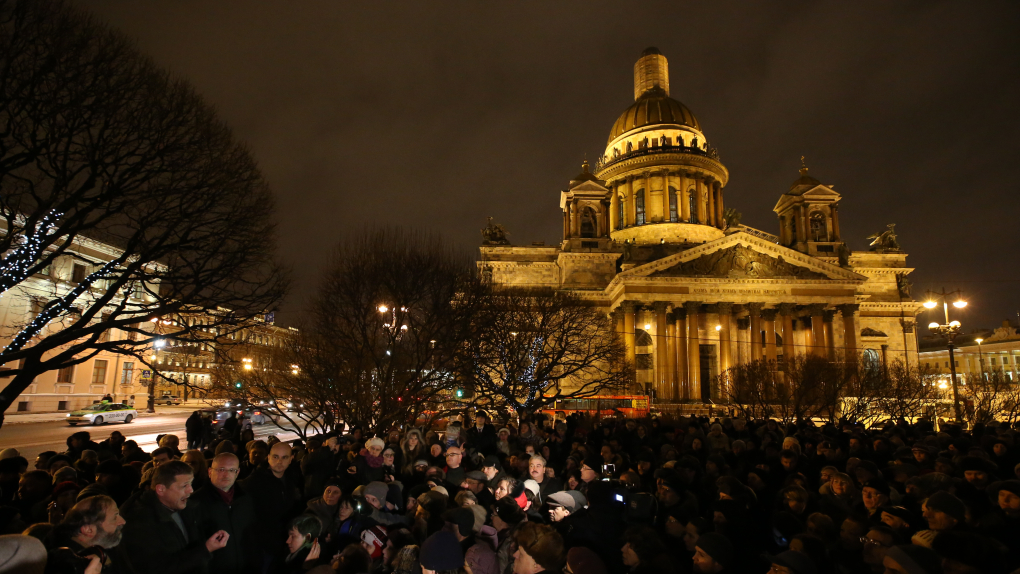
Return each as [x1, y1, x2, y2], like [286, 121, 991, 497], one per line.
[67, 403, 138, 426]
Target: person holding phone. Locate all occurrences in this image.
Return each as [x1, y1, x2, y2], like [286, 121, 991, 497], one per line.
[284, 514, 325, 574]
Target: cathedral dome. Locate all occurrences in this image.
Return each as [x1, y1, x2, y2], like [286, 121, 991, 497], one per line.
[608, 87, 701, 143]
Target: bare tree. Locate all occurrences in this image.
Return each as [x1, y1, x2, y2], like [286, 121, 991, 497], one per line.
[467, 288, 632, 421]
[237, 228, 482, 436]
[0, 0, 287, 424]
[960, 369, 1020, 425]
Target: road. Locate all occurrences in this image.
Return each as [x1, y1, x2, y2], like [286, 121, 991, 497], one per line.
[0, 408, 315, 462]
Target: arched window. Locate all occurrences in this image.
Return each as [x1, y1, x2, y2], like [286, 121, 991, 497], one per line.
[580, 206, 596, 238]
[810, 212, 827, 241]
[688, 189, 697, 223]
[617, 196, 624, 229]
[863, 349, 881, 374]
[668, 186, 678, 222]
[635, 189, 646, 225]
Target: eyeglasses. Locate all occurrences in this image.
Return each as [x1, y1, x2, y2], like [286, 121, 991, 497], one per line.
[859, 536, 889, 548]
[211, 468, 239, 474]
[446, 452, 462, 457]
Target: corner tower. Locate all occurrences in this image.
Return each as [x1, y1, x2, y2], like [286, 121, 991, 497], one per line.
[595, 48, 729, 246]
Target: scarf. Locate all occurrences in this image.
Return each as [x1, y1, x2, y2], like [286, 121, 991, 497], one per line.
[360, 448, 383, 468]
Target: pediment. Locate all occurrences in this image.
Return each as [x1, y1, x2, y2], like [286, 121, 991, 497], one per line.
[568, 180, 610, 193]
[625, 233, 864, 281]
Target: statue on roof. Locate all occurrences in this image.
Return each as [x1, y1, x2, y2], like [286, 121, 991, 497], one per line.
[481, 217, 510, 245]
[837, 243, 851, 267]
[867, 223, 900, 252]
[722, 207, 742, 229]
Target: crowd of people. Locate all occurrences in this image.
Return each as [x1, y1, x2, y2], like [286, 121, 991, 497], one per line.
[0, 409, 1018, 574]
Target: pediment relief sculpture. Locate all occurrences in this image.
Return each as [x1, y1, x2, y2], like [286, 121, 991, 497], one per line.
[650, 244, 828, 279]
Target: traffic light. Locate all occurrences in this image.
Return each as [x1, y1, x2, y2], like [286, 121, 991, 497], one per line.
[455, 388, 464, 398]
[234, 381, 242, 389]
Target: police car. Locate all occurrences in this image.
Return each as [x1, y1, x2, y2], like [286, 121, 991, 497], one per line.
[67, 403, 138, 426]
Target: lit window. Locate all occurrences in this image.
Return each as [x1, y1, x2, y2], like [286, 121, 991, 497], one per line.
[635, 189, 646, 225]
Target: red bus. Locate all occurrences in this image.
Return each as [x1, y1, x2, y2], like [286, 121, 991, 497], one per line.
[541, 395, 650, 419]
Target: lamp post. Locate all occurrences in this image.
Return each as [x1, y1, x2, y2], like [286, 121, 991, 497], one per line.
[924, 288, 967, 422]
[974, 338, 985, 381]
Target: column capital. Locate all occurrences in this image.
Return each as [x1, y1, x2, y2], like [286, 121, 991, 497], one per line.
[901, 319, 915, 334]
[747, 302, 764, 315]
[652, 301, 669, 312]
[716, 302, 734, 314]
[620, 301, 638, 312]
[684, 301, 702, 314]
[804, 303, 826, 316]
[670, 308, 687, 321]
[838, 303, 860, 316]
[736, 317, 751, 329]
[777, 303, 797, 316]
[760, 308, 779, 321]
[822, 310, 837, 322]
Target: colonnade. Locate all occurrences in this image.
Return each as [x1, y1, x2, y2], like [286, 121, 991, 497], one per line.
[613, 301, 860, 401]
[608, 170, 724, 230]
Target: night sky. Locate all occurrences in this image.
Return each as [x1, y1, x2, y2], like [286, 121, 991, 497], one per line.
[80, 1, 1020, 331]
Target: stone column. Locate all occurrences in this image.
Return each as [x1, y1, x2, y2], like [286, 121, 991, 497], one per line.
[674, 308, 688, 399]
[643, 171, 653, 222]
[654, 302, 668, 399]
[762, 308, 778, 362]
[735, 316, 750, 366]
[601, 199, 610, 237]
[748, 303, 763, 361]
[717, 302, 733, 375]
[706, 179, 716, 227]
[823, 310, 837, 361]
[666, 309, 677, 400]
[832, 204, 841, 241]
[839, 304, 859, 358]
[570, 198, 579, 237]
[562, 209, 569, 239]
[695, 177, 706, 224]
[795, 206, 807, 243]
[622, 302, 637, 368]
[800, 316, 815, 355]
[679, 172, 691, 223]
[778, 303, 797, 361]
[685, 301, 702, 401]
[626, 176, 637, 226]
[807, 304, 826, 357]
[715, 182, 725, 229]
[609, 181, 619, 231]
[659, 170, 670, 223]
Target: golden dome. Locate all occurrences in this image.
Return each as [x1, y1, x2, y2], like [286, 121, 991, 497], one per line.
[607, 87, 701, 144]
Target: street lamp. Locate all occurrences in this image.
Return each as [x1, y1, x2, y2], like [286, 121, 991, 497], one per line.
[242, 357, 253, 371]
[975, 338, 985, 381]
[924, 288, 968, 423]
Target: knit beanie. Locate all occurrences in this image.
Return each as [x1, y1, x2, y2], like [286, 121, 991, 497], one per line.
[364, 481, 388, 503]
[360, 526, 388, 559]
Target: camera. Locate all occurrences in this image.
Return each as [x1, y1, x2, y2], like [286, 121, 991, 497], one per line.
[601, 463, 615, 481]
[45, 546, 105, 574]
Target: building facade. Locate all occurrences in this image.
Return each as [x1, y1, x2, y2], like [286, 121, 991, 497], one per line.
[919, 321, 1020, 384]
[479, 48, 921, 402]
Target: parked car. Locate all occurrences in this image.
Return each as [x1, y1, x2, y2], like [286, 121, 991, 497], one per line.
[67, 403, 137, 426]
[157, 395, 182, 406]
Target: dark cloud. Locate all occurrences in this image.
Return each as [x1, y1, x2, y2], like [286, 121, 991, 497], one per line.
[80, 0, 1020, 330]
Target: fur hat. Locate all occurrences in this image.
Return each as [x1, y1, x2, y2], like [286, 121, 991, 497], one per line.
[924, 491, 966, 524]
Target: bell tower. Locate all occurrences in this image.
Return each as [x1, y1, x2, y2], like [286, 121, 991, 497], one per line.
[773, 158, 843, 257]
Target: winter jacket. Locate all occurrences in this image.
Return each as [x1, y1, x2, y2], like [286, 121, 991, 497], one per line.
[301, 447, 335, 498]
[241, 466, 303, 571]
[120, 489, 212, 574]
[187, 483, 258, 574]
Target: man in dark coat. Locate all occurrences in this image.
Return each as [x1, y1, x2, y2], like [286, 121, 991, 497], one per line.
[187, 452, 257, 574]
[241, 441, 302, 574]
[300, 436, 334, 500]
[185, 412, 204, 450]
[466, 412, 498, 456]
[120, 461, 229, 574]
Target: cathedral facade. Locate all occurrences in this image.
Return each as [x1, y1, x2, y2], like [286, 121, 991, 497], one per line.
[479, 48, 921, 403]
